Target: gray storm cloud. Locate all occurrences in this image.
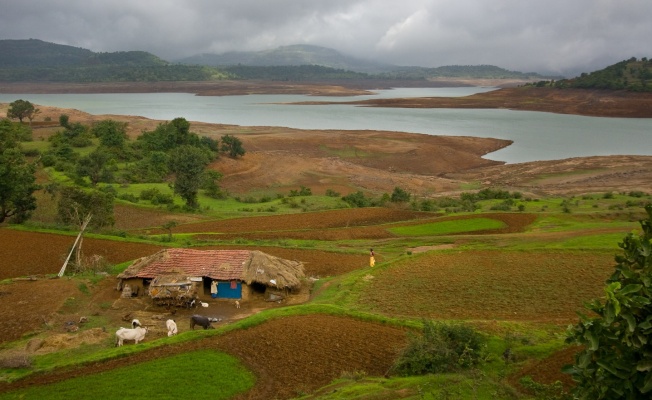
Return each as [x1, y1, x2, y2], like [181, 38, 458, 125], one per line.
[1, 0, 650, 76]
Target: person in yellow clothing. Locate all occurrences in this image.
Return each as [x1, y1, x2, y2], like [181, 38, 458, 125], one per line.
[369, 248, 375, 267]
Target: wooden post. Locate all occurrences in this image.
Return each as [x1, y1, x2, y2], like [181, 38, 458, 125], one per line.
[57, 213, 92, 277]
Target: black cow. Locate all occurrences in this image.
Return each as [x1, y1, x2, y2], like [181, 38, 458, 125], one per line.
[190, 314, 214, 330]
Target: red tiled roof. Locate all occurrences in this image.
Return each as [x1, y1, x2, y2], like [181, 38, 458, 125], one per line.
[133, 249, 252, 280]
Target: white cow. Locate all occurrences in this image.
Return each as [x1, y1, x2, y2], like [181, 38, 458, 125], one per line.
[115, 326, 148, 346]
[166, 319, 178, 337]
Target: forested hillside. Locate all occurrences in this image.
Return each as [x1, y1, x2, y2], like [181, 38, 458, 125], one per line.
[221, 65, 372, 81]
[554, 57, 652, 91]
[0, 39, 231, 82]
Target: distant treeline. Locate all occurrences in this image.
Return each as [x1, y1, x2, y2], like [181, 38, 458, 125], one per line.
[0, 65, 232, 82]
[553, 57, 652, 92]
[222, 65, 373, 81]
[377, 65, 546, 80]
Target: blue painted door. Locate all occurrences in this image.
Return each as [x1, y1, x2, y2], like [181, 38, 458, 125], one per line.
[217, 282, 241, 299]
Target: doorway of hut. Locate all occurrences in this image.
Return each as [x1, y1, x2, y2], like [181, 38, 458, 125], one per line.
[202, 278, 242, 299]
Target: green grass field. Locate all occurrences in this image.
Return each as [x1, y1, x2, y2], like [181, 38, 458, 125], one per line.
[0, 351, 254, 400]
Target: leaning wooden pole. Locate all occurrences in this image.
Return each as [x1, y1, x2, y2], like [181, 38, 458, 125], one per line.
[57, 214, 92, 278]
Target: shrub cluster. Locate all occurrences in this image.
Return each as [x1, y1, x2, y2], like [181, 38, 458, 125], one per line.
[391, 320, 486, 376]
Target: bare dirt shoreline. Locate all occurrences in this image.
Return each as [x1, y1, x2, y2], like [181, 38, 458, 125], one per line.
[2, 79, 652, 197]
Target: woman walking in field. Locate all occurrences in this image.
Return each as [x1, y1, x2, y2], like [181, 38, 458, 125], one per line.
[369, 248, 375, 267]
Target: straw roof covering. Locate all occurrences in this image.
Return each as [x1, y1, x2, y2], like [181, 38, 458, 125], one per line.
[242, 250, 305, 290]
[118, 248, 305, 290]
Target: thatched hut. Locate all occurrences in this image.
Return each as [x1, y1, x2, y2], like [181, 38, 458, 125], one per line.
[117, 248, 305, 302]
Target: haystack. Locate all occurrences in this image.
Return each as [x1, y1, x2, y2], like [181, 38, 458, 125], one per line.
[242, 250, 305, 290]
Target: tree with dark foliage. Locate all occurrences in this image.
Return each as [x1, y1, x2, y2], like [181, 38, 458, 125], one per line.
[565, 204, 652, 399]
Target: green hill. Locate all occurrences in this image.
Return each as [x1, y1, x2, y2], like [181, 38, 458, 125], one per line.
[554, 57, 652, 91]
[0, 39, 230, 82]
[379, 64, 553, 80]
[0, 39, 166, 68]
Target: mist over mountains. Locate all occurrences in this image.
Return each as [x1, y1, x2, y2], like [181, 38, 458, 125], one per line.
[0, 39, 556, 82]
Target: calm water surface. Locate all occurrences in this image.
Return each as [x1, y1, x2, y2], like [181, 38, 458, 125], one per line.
[1, 87, 651, 164]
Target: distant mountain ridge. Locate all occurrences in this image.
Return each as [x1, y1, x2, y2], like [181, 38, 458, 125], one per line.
[0, 39, 229, 82]
[176, 44, 392, 73]
[177, 44, 552, 80]
[0, 38, 167, 68]
[0, 39, 584, 83]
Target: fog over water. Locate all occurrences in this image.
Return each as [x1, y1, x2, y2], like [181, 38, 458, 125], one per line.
[2, 87, 651, 164]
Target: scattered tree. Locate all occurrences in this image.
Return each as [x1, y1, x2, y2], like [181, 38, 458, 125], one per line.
[168, 145, 211, 209]
[565, 204, 652, 398]
[391, 186, 411, 203]
[59, 114, 71, 129]
[6, 99, 37, 124]
[76, 149, 117, 186]
[220, 134, 245, 158]
[200, 170, 226, 199]
[91, 119, 128, 150]
[0, 119, 39, 223]
[56, 186, 115, 230]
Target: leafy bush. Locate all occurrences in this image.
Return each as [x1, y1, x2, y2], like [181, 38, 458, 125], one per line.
[391, 320, 486, 376]
[342, 191, 371, 207]
[325, 189, 340, 197]
[118, 193, 139, 203]
[289, 186, 312, 197]
[391, 186, 411, 203]
[151, 192, 173, 205]
[139, 187, 161, 201]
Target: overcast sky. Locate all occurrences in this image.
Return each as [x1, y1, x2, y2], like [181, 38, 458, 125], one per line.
[1, 0, 650, 76]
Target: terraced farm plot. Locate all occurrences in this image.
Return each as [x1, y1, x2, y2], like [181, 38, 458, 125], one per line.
[388, 217, 507, 236]
[193, 212, 536, 241]
[0, 315, 408, 400]
[0, 229, 164, 280]
[153, 207, 433, 234]
[358, 250, 614, 322]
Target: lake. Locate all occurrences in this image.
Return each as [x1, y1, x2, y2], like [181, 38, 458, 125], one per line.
[1, 87, 651, 164]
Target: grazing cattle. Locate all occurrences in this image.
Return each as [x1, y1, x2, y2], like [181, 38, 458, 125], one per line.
[131, 319, 141, 329]
[166, 319, 178, 337]
[115, 326, 148, 346]
[190, 315, 214, 330]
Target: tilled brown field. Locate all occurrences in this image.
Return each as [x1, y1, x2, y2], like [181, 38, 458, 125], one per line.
[145, 207, 434, 234]
[190, 212, 536, 241]
[0, 229, 164, 280]
[0, 315, 408, 400]
[358, 250, 614, 323]
[508, 346, 580, 393]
